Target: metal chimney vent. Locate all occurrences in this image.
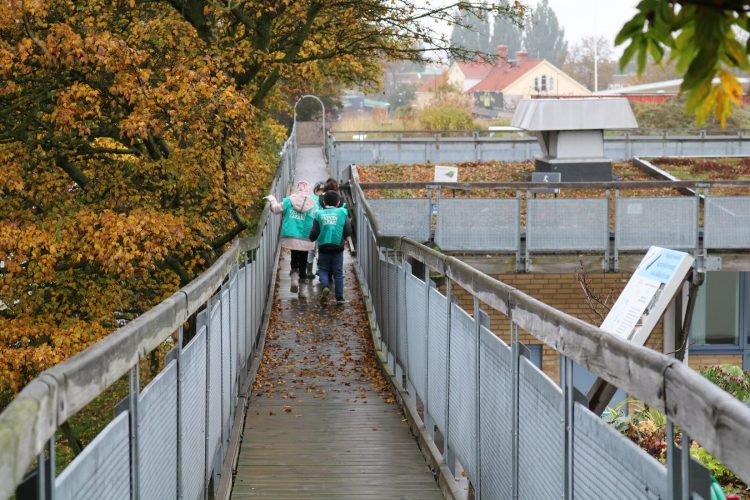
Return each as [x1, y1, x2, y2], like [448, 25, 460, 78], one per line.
[511, 98, 638, 181]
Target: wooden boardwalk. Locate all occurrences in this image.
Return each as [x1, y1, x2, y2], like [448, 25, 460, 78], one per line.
[231, 147, 442, 499]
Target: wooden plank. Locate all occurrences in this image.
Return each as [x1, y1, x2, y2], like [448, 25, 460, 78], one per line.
[231, 252, 443, 499]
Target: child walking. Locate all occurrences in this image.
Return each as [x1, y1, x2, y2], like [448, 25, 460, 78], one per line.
[309, 190, 351, 303]
[306, 181, 326, 278]
[265, 180, 317, 298]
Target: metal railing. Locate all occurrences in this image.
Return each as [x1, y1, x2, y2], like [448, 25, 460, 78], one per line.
[349, 166, 750, 499]
[357, 174, 750, 272]
[0, 127, 297, 500]
[328, 130, 750, 182]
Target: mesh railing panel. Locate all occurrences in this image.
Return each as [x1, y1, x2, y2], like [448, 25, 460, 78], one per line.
[436, 198, 520, 251]
[427, 287, 449, 433]
[616, 197, 698, 250]
[393, 264, 407, 371]
[405, 273, 428, 402]
[479, 326, 513, 500]
[208, 300, 222, 469]
[573, 402, 666, 499]
[238, 267, 247, 369]
[180, 326, 207, 500]
[221, 288, 231, 432]
[448, 303, 477, 479]
[367, 199, 431, 243]
[138, 360, 178, 500]
[518, 357, 563, 499]
[527, 198, 608, 251]
[705, 196, 750, 249]
[55, 412, 130, 500]
[229, 276, 238, 401]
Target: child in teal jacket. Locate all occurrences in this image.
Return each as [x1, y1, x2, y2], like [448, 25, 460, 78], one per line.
[309, 191, 351, 303]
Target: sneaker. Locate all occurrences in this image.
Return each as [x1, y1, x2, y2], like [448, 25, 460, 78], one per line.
[321, 287, 330, 302]
[290, 272, 299, 293]
[299, 286, 308, 299]
[335, 297, 345, 305]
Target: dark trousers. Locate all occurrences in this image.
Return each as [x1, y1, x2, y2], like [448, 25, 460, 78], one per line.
[290, 250, 307, 277]
[318, 251, 344, 299]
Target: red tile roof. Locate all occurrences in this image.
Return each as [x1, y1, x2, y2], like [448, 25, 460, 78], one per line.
[468, 60, 542, 93]
[456, 59, 494, 80]
[416, 74, 447, 93]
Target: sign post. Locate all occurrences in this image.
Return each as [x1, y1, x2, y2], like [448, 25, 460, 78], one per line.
[588, 246, 694, 414]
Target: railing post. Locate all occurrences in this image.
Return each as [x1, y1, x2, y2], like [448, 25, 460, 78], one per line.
[36, 435, 55, 500]
[604, 189, 611, 272]
[562, 355, 574, 500]
[614, 189, 620, 272]
[203, 296, 212, 500]
[515, 190, 522, 272]
[176, 325, 183, 499]
[129, 363, 140, 500]
[510, 313, 519, 500]
[473, 296, 482, 500]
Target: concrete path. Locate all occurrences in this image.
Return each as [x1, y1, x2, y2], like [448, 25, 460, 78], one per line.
[231, 147, 442, 498]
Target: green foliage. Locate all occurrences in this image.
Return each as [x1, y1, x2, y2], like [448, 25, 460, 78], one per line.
[632, 99, 750, 130]
[617, 1, 750, 126]
[700, 364, 750, 403]
[387, 84, 419, 112]
[419, 105, 477, 131]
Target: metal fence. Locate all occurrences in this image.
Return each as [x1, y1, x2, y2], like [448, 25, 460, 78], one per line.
[350, 168, 750, 499]
[358, 174, 750, 271]
[328, 131, 750, 182]
[0, 127, 297, 500]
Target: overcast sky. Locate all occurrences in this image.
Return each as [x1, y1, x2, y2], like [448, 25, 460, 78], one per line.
[546, 0, 640, 51]
[423, 0, 641, 55]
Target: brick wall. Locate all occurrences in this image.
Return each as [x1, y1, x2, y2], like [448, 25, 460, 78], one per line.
[689, 353, 743, 370]
[448, 272, 667, 384]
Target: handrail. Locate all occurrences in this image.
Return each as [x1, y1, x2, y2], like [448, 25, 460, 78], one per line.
[0, 129, 295, 499]
[331, 128, 750, 137]
[358, 180, 750, 190]
[350, 165, 750, 486]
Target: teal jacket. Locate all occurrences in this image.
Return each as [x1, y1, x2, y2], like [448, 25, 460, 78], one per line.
[309, 207, 351, 252]
[280, 196, 316, 240]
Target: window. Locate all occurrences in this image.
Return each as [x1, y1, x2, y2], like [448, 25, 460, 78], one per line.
[541, 75, 547, 91]
[692, 272, 742, 345]
[549, 77, 555, 92]
[534, 77, 539, 91]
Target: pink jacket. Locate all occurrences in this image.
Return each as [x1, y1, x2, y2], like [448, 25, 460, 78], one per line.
[267, 180, 317, 251]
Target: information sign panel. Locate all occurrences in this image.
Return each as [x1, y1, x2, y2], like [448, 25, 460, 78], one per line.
[600, 246, 694, 346]
[434, 165, 458, 183]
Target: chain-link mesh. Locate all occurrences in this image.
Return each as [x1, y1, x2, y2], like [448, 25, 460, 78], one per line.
[479, 327, 513, 500]
[705, 196, 750, 249]
[616, 196, 697, 250]
[138, 361, 178, 500]
[527, 198, 608, 251]
[448, 303, 477, 480]
[517, 357, 563, 499]
[55, 412, 130, 500]
[367, 199, 431, 243]
[406, 274, 428, 402]
[436, 198, 520, 251]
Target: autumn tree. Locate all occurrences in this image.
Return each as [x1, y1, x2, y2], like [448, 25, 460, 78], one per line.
[617, 0, 750, 125]
[0, 1, 524, 399]
[562, 36, 618, 92]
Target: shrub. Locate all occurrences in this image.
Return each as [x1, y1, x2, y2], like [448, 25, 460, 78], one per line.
[700, 364, 750, 403]
[418, 105, 477, 131]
